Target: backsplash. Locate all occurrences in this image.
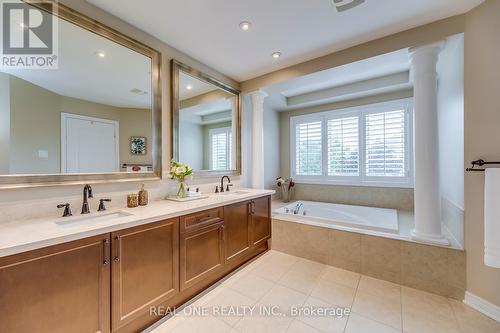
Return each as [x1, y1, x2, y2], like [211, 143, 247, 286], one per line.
[0, 176, 242, 224]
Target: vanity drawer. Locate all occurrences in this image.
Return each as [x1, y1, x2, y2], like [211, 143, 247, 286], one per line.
[180, 207, 224, 232]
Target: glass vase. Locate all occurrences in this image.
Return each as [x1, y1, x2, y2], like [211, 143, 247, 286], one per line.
[177, 181, 187, 198]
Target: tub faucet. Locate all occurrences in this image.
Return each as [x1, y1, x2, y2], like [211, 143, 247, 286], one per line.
[293, 203, 303, 215]
[81, 184, 93, 214]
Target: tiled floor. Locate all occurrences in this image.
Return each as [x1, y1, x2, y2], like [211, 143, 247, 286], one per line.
[148, 250, 499, 333]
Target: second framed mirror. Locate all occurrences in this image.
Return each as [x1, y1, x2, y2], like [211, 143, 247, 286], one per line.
[171, 60, 241, 177]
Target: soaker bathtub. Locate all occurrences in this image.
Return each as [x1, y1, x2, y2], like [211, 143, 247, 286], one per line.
[273, 200, 399, 235]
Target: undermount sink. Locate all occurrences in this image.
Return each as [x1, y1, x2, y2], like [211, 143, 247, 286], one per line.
[220, 190, 251, 196]
[55, 211, 133, 226]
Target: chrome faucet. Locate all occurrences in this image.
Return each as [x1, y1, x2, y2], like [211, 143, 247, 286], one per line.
[293, 202, 303, 215]
[81, 184, 93, 214]
[219, 175, 232, 193]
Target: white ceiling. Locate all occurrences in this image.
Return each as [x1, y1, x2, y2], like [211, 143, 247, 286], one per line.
[1, 15, 152, 108]
[263, 48, 412, 111]
[86, 0, 482, 81]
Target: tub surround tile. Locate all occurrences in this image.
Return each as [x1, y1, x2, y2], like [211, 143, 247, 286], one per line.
[272, 218, 466, 300]
[293, 183, 414, 211]
[361, 235, 402, 284]
[329, 230, 362, 273]
[401, 241, 449, 294]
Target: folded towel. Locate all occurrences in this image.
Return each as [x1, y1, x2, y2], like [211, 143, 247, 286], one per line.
[186, 191, 202, 197]
[484, 168, 500, 268]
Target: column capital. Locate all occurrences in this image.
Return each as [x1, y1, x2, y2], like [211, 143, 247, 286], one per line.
[248, 89, 268, 104]
[408, 40, 445, 58]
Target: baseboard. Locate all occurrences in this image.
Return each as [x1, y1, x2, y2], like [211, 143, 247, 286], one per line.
[464, 291, 500, 322]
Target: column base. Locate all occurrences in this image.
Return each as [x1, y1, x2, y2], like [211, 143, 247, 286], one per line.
[411, 230, 450, 246]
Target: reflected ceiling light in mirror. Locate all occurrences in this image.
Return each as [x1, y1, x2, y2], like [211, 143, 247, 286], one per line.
[239, 21, 251, 31]
[186, 85, 193, 90]
[96, 51, 106, 58]
[272, 52, 281, 59]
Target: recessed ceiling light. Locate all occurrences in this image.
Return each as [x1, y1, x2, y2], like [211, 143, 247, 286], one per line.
[272, 52, 281, 59]
[186, 85, 193, 90]
[96, 51, 106, 58]
[239, 21, 251, 31]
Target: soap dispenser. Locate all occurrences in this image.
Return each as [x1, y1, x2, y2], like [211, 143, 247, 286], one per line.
[138, 184, 149, 206]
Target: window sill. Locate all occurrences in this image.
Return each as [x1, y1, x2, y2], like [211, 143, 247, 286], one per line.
[292, 178, 414, 189]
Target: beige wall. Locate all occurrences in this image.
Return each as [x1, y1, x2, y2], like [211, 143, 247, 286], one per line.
[8, 75, 151, 174]
[464, 0, 500, 307]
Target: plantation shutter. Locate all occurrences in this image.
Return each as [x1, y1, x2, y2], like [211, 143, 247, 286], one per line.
[327, 116, 359, 176]
[365, 109, 406, 177]
[211, 129, 231, 170]
[295, 121, 322, 175]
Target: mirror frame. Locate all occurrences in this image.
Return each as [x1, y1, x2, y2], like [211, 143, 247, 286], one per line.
[171, 60, 241, 177]
[0, 0, 162, 189]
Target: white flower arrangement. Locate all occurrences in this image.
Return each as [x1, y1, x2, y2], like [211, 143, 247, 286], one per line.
[169, 160, 193, 198]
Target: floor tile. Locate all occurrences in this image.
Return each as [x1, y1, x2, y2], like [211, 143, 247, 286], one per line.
[449, 299, 500, 333]
[296, 296, 349, 333]
[311, 279, 357, 308]
[345, 313, 401, 333]
[290, 258, 327, 276]
[234, 303, 294, 333]
[278, 267, 321, 295]
[228, 272, 276, 301]
[352, 290, 402, 330]
[286, 319, 322, 333]
[402, 287, 460, 333]
[260, 284, 309, 315]
[357, 275, 401, 302]
[320, 266, 361, 289]
[168, 315, 232, 333]
[204, 287, 257, 326]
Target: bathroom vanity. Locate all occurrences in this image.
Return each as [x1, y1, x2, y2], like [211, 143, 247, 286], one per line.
[0, 191, 272, 333]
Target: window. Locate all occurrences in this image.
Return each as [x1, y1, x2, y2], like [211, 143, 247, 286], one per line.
[209, 127, 232, 170]
[291, 99, 413, 187]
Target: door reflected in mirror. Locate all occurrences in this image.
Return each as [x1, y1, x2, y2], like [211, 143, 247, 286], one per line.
[0, 5, 155, 176]
[175, 68, 240, 174]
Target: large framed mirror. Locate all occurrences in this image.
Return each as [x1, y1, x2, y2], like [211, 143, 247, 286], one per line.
[0, 1, 161, 189]
[171, 60, 241, 177]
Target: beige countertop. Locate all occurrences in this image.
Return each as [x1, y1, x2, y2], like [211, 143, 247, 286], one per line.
[0, 188, 274, 258]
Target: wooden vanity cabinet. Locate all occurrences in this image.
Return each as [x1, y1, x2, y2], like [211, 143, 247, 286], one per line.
[179, 209, 225, 291]
[0, 234, 111, 333]
[110, 218, 179, 331]
[250, 196, 272, 247]
[223, 200, 252, 264]
[0, 196, 271, 333]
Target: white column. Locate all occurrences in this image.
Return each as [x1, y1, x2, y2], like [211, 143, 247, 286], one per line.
[249, 90, 267, 189]
[409, 41, 449, 246]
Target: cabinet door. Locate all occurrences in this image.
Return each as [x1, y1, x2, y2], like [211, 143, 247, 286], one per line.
[111, 218, 179, 331]
[180, 222, 224, 291]
[223, 200, 251, 264]
[0, 234, 110, 333]
[251, 196, 272, 247]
